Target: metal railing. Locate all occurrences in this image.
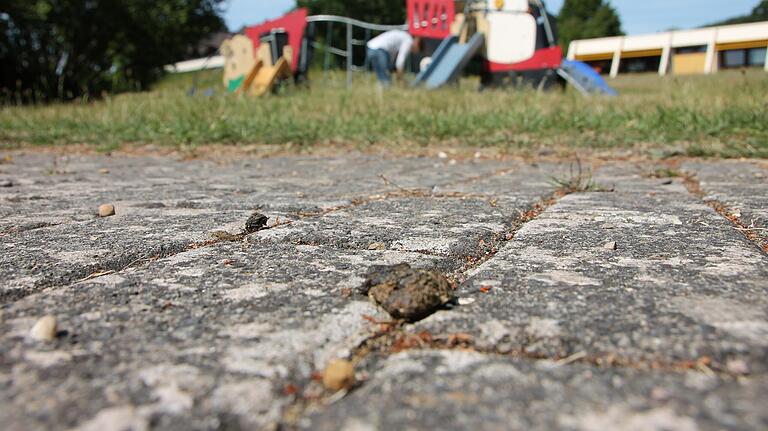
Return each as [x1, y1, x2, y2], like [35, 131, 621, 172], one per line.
[305, 15, 407, 88]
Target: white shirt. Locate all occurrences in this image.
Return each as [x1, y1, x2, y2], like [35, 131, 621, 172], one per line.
[367, 30, 413, 72]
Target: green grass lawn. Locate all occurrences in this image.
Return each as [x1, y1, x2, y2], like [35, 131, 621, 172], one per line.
[1, 68, 767, 158]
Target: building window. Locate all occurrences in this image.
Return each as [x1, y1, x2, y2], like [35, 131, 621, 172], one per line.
[720, 48, 767, 68]
[721, 49, 747, 68]
[748, 48, 766, 67]
[619, 56, 661, 74]
[674, 45, 707, 54]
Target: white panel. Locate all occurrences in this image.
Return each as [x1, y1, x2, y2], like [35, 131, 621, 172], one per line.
[486, 12, 537, 64]
[486, 0, 529, 12]
[717, 22, 768, 43]
[166, 56, 225, 73]
[572, 37, 622, 55]
[570, 21, 768, 57]
[671, 29, 713, 48]
[622, 33, 668, 51]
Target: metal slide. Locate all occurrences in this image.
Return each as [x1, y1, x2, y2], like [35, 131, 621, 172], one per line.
[413, 33, 485, 89]
[557, 60, 618, 96]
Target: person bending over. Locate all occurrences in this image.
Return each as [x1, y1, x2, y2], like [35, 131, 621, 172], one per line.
[366, 30, 421, 86]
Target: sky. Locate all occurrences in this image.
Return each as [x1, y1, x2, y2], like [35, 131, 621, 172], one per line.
[224, 0, 758, 35]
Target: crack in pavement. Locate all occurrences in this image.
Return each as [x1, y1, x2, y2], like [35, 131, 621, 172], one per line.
[682, 172, 768, 254]
[275, 187, 576, 429]
[0, 221, 66, 237]
[275, 165, 768, 427]
[7, 168, 520, 304]
[350, 327, 739, 377]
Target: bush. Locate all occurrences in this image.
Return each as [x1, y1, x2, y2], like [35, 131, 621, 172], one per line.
[0, 0, 225, 103]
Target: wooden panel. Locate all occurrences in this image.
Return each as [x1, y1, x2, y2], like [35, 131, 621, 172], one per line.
[716, 40, 768, 51]
[220, 35, 257, 91]
[575, 53, 614, 62]
[621, 49, 663, 59]
[673, 52, 707, 75]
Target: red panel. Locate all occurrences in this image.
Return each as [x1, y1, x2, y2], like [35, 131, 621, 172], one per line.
[245, 8, 308, 74]
[407, 0, 455, 39]
[486, 46, 563, 72]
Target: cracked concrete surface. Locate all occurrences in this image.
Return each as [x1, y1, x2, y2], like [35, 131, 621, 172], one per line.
[0, 152, 766, 430]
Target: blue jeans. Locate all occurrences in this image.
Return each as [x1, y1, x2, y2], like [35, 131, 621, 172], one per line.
[367, 48, 391, 85]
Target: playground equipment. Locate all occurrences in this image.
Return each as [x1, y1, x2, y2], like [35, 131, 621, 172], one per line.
[410, 0, 614, 94]
[218, 1, 616, 96]
[220, 9, 309, 95]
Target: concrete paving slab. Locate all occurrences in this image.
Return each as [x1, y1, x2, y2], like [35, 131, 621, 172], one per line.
[306, 350, 768, 431]
[0, 242, 451, 431]
[1, 153, 767, 430]
[255, 197, 511, 261]
[0, 154, 530, 289]
[413, 170, 768, 371]
[683, 160, 768, 249]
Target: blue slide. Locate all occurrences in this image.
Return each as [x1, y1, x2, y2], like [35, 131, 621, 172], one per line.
[414, 33, 485, 89]
[558, 60, 618, 96]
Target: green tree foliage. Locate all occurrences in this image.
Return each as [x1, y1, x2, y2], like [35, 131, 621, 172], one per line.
[557, 0, 623, 50]
[1, 0, 225, 103]
[296, 0, 406, 25]
[710, 0, 768, 25]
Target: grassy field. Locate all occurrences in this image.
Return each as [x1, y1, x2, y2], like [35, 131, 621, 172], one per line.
[1, 68, 767, 158]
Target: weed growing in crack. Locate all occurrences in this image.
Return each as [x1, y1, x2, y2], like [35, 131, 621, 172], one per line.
[550, 159, 609, 193]
[647, 167, 682, 179]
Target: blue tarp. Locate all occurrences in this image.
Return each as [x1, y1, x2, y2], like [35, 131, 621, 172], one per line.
[559, 60, 618, 96]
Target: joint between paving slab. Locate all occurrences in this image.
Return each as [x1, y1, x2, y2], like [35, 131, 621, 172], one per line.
[277, 319, 745, 428]
[352, 327, 743, 376]
[449, 190, 565, 284]
[0, 221, 66, 237]
[275, 188, 576, 429]
[291, 189, 498, 220]
[16, 184, 497, 303]
[682, 172, 768, 254]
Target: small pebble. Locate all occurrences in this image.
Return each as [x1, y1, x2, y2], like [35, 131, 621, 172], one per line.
[458, 297, 476, 305]
[726, 359, 750, 375]
[361, 263, 455, 322]
[367, 242, 386, 251]
[603, 241, 617, 250]
[30, 315, 58, 341]
[322, 359, 355, 391]
[244, 212, 269, 233]
[0, 179, 13, 187]
[98, 168, 110, 174]
[98, 204, 115, 217]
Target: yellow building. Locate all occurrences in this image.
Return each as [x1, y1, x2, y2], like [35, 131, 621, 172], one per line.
[567, 21, 768, 77]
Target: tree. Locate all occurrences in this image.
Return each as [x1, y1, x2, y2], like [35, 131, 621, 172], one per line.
[557, 0, 623, 50]
[296, 0, 406, 25]
[709, 0, 768, 26]
[1, 0, 226, 103]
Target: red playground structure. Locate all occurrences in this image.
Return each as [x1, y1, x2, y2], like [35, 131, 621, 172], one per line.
[408, 0, 564, 89]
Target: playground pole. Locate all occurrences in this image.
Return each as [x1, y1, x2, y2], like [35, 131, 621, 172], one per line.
[347, 22, 353, 89]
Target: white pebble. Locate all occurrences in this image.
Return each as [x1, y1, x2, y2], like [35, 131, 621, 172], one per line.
[30, 315, 57, 341]
[98, 204, 115, 217]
